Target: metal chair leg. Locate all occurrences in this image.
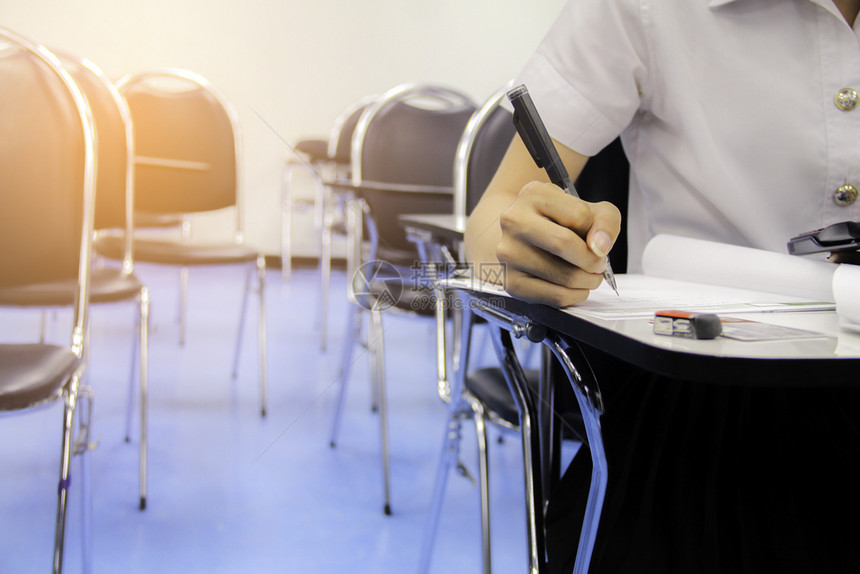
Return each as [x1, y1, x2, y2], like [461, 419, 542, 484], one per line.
[418, 410, 467, 574]
[545, 337, 607, 574]
[369, 304, 392, 515]
[281, 162, 295, 281]
[40, 311, 48, 343]
[125, 305, 139, 443]
[228, 257, 267, 417]
[319, 194, 333, 353]
[474, 402, 492, 574]
[489, 327, 544, 574]
[138, 287, 150, 510]
[75, 384, 94, 574]
[53, 365, 86, 574]
[178, 266, 188, 346]
[330, 305, 362, 448]
[256, 255, 268, 418]
[232, 265, 253, 379]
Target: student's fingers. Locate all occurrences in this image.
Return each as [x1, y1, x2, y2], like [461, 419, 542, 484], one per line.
[502, 267, 594, 307]
[496, 231, 605, 291]
[586, 201, 622, 258]
[500, 182, 617, 274]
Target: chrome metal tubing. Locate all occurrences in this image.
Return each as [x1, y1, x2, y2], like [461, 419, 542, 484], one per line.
[319, 185, 334, 352]
[178, 266, 189, 346]
[138, 287, 150, 509]
[369, 303, 392, 515]
[75, 384, 94, 574]
[280, 160, 297, 281]
[53, 364, 86, 574]
[418, 294, 476, 573]
[488, 326, 544, 574]
[545, 335, 607, 574]
[256, 254, 268, 418]
[124, 323, 137, 444]
[417, 409, 468, 574]
[472, 398, 492, 574]
[232, 265, 253, 379]
[330, 305, 362, 447]
[227, 255, 267, 417]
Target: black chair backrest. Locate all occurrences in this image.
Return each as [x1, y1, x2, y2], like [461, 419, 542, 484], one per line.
[465, 105, 516, 216]
[358, 98, 476, 187]
[119, 70, 237, 215]
[452, 87, 517, 219]
[574, 137, 630, 273]
[59, 54, 130, 233]
[352, 84, 477, 255]
[328, 97, 374, 166]
[0, 38, 93, 288]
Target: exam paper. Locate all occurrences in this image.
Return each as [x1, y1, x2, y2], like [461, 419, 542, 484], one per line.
[641, 235, 836, 301]
[444, 235, 844, 321]
[573, 275, 833, 319]
[571, 235, 838, 319]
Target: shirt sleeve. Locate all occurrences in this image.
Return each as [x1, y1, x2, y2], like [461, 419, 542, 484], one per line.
[513, 0, 650, 156]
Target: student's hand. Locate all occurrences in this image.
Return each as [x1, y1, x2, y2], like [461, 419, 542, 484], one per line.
[465, 134, 621, 308]
[493, 180, 621, 307]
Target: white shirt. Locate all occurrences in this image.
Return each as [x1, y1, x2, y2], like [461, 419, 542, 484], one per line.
[515, 0, 860, 272]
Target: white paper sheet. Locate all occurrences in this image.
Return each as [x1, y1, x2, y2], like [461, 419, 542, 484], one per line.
[445, 235, 841, 320]
[572, 274, 834, 319]
[833, 264, 860, 332]
[642, 235, 836, 301]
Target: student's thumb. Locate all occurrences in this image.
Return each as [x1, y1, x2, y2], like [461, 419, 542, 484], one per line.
[586, 201, 622, 258]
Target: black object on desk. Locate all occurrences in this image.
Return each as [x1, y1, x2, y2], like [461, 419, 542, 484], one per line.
[787, 220, 860, 255]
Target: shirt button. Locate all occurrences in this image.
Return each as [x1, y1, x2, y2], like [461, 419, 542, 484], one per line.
[835, 88, 859, 111]
[834, 184, 858, 206]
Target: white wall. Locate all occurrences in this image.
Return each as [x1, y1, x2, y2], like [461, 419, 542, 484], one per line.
[1, 0, 566, 255]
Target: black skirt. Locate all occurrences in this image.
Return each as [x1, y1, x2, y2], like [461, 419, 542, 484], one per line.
[546, 347, 860, 574]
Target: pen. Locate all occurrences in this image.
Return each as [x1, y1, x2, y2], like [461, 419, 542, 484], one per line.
[507, 84, 620, 296]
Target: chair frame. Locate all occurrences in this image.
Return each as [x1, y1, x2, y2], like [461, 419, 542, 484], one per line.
[74, 54, 152, 511]
[0, 28, 98, 574]
[116, 67, 246, 242]
[113, 68, 268, 417]
[416, 86, 515, 574]
[420, 83, 620, 574]
[314, 95, 378, 351]
[329, 83, 477, 516]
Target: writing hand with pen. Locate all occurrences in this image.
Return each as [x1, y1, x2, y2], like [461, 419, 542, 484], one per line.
[464, 85, 621, 308]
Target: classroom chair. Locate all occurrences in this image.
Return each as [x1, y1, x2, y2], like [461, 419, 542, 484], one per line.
[418, 86, 630, 573]
[94, 68, 269, 416]
[328, 83, 478, 515]
[281, 137, 329, 281]
[0, 48, 154, 510]
[0, 28, 98, 574]
[281, 95, 376, 351]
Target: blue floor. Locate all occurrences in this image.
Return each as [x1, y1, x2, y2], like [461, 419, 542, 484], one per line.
[0, 262, 535, 573]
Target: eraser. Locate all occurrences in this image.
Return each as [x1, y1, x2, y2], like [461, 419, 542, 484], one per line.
[653, 310, 722, 340]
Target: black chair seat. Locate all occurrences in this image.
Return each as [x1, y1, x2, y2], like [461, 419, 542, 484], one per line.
[375, 245, 421, 269]
[366, 275, 436, 316]
[0, 344, 80, 411]
[0, 267, 144, 307]
[134, 212, 185, 229]
[95, 235, 258, 267]
[466, 366, 585, 440]
[294, 138, 329, 163]
[467, 366, 535, 425]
